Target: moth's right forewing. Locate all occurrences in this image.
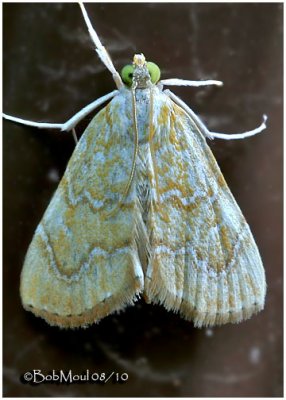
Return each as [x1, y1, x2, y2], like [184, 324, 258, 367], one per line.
[20, 91, 144, 328]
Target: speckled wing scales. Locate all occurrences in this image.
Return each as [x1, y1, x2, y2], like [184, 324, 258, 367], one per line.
[20, 93, 144, 328]
[20, 88, 265, 328]
[144, 95, 266, 326]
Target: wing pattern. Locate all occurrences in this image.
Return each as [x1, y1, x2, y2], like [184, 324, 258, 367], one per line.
[20, 87, 266, 327]
[143, 91, 266, 326]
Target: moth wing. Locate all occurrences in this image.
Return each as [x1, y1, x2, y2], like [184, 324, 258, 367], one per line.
[144, 95, 266, 327]
[20, 93, 144, 328]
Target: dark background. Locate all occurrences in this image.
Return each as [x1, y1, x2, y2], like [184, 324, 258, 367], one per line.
[3, 3, 283, 397]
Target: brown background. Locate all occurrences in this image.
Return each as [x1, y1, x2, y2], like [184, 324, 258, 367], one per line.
[3, 2, 283, 397]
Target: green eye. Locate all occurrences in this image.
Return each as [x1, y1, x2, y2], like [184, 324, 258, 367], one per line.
[147, 61, 161, 84]
[121, 64, 134, 86]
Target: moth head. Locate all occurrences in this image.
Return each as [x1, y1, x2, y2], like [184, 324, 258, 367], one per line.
[121, 54, 161, 88]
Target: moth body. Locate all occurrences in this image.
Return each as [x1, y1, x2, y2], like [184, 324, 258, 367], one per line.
[4, 5, 267, 329]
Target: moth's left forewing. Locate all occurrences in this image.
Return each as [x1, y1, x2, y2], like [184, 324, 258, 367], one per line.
[144, 93, 266, 326]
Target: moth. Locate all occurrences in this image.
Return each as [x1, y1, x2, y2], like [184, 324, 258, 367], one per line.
[4, 3, 267, 328]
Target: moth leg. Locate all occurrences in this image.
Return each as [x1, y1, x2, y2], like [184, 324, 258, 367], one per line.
[164, 89, 214, 139]
[158, 78, 223, 89]
[2, 114, 63, 130]
[79, 2, 124, 89]
[71, 128, 78, 144]
[165, 89, 267, 141]
[3, 90, 119, 144]
[61, 90, 119, 131]
[208, 114, 267, 140]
